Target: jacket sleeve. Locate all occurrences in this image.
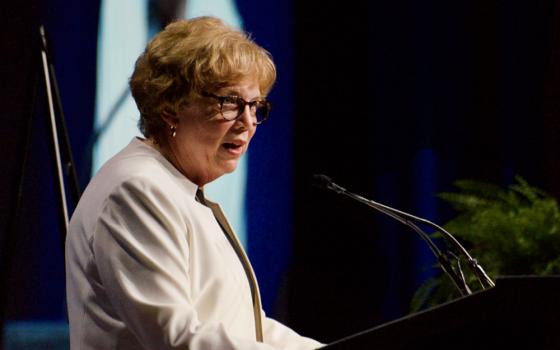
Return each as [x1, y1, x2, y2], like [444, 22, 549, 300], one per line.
[92, 177, 277, 350]
[262, 314, 325, 350]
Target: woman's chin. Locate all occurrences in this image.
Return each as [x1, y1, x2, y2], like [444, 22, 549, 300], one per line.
[222, 160, 240, 174]
[214, 159, 240, 177]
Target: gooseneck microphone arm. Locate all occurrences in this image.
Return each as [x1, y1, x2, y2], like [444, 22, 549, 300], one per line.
[313, 174, 471, 296]
[313, 174, 495, 295]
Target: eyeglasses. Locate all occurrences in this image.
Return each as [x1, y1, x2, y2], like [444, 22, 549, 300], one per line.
[202, 92, 272, 124]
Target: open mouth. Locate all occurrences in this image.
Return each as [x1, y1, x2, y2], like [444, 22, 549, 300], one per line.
[222, 142, 242, 150]
[222, 142, 245, 154]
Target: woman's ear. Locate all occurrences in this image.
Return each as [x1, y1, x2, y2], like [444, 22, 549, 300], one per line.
[161, 109, 179, 128]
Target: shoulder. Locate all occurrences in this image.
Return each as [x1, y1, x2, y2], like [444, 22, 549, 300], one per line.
[97, 139, 175, 186]
[69, 139, 197, 234]
[92, 139, 193, 201]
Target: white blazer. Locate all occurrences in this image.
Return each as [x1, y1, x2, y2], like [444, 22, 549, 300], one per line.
[66, 138, 322, 350]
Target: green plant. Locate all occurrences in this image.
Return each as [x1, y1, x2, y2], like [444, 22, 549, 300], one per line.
[411, 176, 560, 311]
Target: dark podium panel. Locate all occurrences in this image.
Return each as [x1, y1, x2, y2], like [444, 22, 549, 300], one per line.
[322, 276, 560, 350]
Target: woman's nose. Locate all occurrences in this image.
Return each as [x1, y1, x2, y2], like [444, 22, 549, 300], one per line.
[236, 105, 256, 128]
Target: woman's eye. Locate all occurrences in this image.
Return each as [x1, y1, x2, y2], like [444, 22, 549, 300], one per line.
[222, 96, 238, 106]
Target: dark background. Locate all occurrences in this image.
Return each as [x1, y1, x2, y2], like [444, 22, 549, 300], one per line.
[1, 0, 560, 346]
[285, 0, 560, 342]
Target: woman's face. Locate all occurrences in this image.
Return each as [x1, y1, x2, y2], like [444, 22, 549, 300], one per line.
[166, 78, 260, 186]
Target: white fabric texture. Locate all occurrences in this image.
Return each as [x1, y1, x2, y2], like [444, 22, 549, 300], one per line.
[66, 138, 322, 350]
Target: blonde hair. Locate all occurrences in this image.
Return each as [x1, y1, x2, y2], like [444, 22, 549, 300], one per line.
[130, 16, 276, 141]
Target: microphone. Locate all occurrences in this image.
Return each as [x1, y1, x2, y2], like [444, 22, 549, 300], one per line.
[313, 174, 495, 295]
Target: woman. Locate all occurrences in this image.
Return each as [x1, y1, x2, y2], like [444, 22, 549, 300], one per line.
[66, 17, 322, 350]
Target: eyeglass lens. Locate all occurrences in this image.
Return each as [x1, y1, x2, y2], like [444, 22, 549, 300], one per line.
[220, 97, 270, 123]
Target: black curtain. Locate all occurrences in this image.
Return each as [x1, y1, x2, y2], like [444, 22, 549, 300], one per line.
[287, 0, 560, 343]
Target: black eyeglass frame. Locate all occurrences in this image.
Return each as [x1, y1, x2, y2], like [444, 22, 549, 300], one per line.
[202, 91, 272, 124]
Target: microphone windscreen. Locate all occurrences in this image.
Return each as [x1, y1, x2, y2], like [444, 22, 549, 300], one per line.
[312, 174, 332, 189]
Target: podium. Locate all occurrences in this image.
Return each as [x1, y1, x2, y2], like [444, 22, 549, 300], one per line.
[322, 276, 560, 349]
